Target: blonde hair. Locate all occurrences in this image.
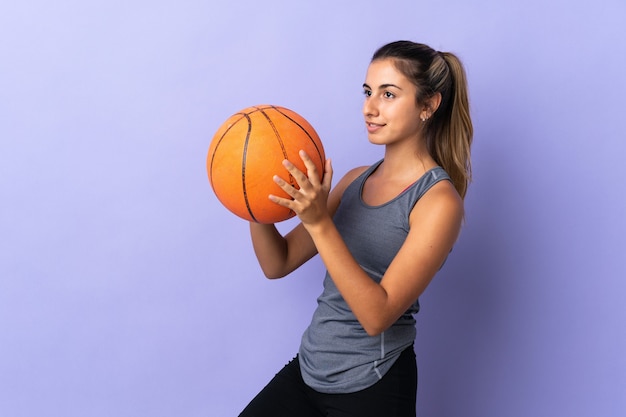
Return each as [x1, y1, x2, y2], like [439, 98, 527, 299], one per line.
[372, 41, 473, 199]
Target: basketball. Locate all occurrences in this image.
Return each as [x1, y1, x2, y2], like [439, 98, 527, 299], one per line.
[207, 105, 326, 223]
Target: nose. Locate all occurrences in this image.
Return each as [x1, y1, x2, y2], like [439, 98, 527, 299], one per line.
[363, 96, 378, 118]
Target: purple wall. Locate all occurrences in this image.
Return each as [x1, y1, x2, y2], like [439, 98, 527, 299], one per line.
[1, 1, 624, 416]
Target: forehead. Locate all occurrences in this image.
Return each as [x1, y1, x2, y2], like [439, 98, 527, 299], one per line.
[364, 59, 411, 88]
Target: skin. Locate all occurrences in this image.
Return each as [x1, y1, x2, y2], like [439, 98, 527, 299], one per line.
[249, 58, 464, 336]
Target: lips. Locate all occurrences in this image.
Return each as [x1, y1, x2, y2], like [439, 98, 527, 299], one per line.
[366, 122, 385, 133]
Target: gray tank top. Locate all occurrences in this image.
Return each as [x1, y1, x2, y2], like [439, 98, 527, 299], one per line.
[298, 160, 451, 393]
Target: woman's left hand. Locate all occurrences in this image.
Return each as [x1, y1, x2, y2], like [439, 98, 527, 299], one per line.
[269, 150, 333, 226]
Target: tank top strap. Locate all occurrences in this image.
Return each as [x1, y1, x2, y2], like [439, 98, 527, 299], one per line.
[402, 166, 451, 205]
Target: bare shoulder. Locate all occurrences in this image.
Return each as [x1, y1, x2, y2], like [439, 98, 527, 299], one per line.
[410, 179, 464, 232]
[327, 165, 369, 214]
[337, 166, 369, 189]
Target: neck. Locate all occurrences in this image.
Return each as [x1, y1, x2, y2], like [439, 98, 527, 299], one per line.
[379, 139, 435, 180]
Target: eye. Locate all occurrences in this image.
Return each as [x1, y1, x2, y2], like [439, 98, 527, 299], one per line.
[363, 89, 372, 97]
[384, 91, 395, 99]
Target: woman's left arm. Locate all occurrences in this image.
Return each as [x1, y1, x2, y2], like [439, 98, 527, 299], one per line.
[273, 151, 463, 336]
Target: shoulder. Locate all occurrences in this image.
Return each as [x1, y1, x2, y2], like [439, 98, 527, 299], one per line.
[327, 165, 369, 215]
[410, 179, 464, 232]
[337, 166, 369, 189]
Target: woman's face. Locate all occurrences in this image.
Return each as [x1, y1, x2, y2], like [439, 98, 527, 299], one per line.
[362, 59, 424, 146]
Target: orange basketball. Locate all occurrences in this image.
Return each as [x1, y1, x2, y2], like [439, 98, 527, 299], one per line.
[207, 105, 325, 223]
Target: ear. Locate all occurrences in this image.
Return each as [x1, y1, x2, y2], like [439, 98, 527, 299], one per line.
[421, 92, 442, 120]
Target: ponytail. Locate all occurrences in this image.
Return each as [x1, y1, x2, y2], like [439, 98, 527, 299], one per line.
[371, 41, 473, 199]
[427, 52, 473, 199]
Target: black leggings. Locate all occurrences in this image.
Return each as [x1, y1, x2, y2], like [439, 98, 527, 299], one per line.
[239, 346, 417, 417]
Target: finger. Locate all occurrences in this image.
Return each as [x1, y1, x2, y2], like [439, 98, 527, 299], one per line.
[268, 192, 295, 208]
[322, 158, 333, 190]
[298, 150, 321, 187]
[281, 159, 309, 189]
[273, 174, 299, 198]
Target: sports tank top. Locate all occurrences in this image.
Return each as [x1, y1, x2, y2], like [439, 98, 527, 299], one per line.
[298, 160, 451, 393]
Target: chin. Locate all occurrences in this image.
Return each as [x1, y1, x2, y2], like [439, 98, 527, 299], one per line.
[366, 133, 385, 145]
[367, 137, 390, 146]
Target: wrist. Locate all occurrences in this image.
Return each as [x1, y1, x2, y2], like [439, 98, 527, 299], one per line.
[304, 215, 335, 238]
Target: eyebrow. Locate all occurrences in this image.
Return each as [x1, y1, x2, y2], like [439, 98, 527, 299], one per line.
[362, 83, 403, 90]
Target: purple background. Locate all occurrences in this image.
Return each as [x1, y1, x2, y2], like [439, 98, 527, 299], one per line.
[1, 1, 625, 416]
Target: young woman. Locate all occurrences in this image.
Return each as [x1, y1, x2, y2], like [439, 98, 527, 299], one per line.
[239, 40, 473, 417]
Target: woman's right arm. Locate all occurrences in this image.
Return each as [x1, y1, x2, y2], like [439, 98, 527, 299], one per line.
[249, 222, 317, 279]
[249, 164, 366, 279]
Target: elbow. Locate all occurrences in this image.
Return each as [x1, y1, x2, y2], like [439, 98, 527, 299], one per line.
[360, 306, 403, 335]
[364, 327, 383, 337]
[360, 308, 397, 336]
[362, 321, 389, 337]
[264, 273, 285, 280]
[260, 267, 288, 280]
